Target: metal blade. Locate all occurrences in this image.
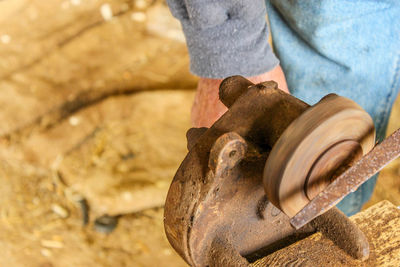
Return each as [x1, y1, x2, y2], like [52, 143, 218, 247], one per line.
[291, 128, 400, 229]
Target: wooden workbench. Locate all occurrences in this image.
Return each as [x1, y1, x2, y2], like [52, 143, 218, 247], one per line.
[252, 201, 400, 266]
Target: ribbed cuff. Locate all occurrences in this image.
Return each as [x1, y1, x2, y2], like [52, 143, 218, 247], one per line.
[167, 0, 279, 79]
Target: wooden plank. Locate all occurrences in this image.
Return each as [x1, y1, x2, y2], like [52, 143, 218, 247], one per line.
[252, 201, 400, 266]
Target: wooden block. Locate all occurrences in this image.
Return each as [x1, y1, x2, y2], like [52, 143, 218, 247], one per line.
[252, 201, 400, 266]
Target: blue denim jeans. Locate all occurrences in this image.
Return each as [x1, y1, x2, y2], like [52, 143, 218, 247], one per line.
[266, 0, 400, 215]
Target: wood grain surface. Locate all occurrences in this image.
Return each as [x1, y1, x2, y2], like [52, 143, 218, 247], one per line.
[252, 201, 400, 266]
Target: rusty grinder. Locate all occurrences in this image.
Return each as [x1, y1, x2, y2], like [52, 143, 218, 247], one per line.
[264, 93, 375, 217]
[164, 76, 398, 266]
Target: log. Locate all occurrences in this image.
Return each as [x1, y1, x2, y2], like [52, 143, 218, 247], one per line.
[252, 200, 400, 266]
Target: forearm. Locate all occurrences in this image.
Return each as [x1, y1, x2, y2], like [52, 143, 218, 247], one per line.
[167, 0, 288, 127]
[191, 66, 289, 127]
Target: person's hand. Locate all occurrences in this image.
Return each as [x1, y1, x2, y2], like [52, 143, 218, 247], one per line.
[191, 65, 289, 128]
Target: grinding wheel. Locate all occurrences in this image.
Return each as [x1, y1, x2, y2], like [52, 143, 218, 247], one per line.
[263, 94, 375, 217]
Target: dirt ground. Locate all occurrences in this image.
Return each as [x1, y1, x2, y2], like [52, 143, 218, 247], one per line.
[0, 1, 398, 266]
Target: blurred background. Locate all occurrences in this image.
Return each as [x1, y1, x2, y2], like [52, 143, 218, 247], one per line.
[0, 0, 398, 266]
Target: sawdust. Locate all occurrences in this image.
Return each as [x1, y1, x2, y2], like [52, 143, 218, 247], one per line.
[254, 202, 400, 266]
[0, 1, 192, 266]
[253, 235, 359, 266]
[311, 209, 369, 261]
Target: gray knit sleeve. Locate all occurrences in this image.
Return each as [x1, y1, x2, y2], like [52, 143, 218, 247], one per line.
[166, 0, 279, 78]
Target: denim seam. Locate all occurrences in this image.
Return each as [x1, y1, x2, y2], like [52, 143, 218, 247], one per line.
[377, 53, 400, 137]
[269, 3, 350, 71]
